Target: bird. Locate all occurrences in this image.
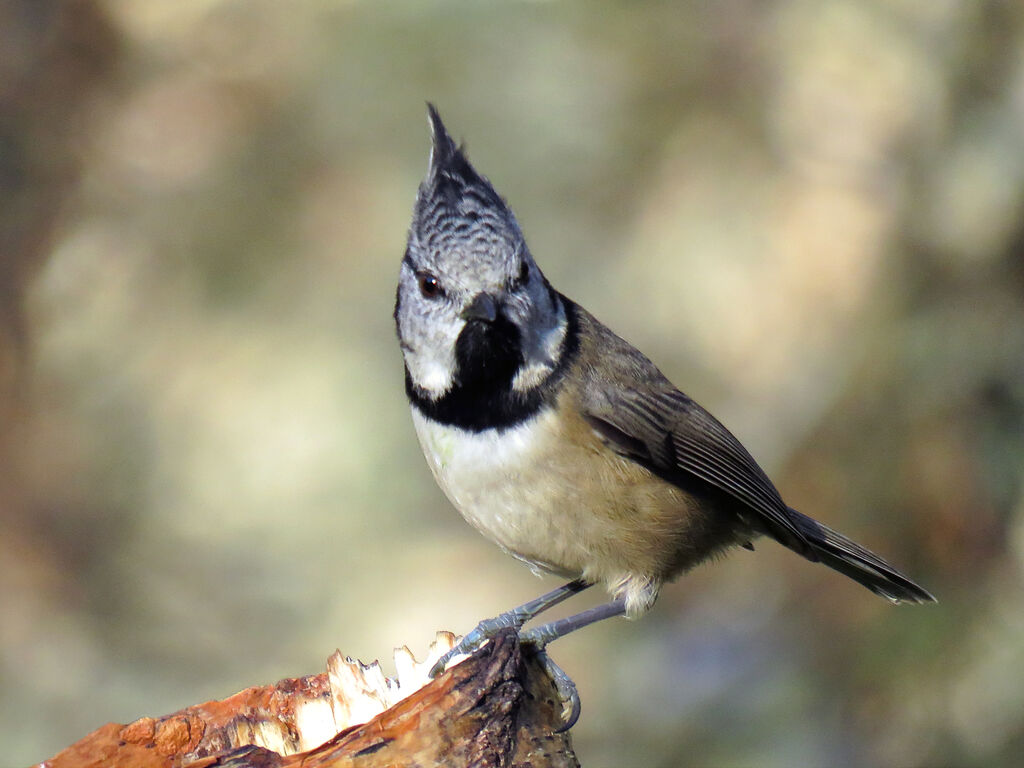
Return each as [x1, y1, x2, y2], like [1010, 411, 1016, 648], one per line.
[394, 105, 935, 727]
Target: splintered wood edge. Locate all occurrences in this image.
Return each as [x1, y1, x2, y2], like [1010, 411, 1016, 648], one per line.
[36, 630, 577, 768]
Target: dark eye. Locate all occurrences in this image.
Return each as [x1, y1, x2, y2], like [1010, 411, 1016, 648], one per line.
[511, 261, 530, 290]
[417, 272, 443, 299]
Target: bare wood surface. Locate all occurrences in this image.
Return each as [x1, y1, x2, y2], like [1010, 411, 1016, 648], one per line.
[38, 630, 579, 768]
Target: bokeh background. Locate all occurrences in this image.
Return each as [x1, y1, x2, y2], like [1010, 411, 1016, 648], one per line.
[3, 1, 1023, 766]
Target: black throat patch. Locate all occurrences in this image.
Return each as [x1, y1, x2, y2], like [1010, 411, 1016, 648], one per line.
[406, 296, 579, 432]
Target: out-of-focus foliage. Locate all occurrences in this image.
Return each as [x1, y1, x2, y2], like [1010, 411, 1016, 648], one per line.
[2, 1, 1023, 766]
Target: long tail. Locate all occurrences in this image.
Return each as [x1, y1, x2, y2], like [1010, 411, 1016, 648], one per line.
[785, 507, 936, 604]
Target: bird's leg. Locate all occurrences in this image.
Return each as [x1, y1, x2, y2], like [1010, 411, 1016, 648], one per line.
[429, 578, 591, 678]
[519, 596, 628, 648]
[518, 597, 628, 731]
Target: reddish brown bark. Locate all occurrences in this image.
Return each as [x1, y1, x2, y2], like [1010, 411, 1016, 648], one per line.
[39, 631, 579, 768]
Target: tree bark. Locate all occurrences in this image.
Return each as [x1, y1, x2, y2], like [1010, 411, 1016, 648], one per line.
[38, 630, 579, 768]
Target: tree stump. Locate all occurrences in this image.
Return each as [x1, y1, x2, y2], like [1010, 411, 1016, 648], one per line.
[37, 630, 580, 768]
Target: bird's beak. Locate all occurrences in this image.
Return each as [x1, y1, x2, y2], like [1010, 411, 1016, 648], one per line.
[461, 292, 499, 323]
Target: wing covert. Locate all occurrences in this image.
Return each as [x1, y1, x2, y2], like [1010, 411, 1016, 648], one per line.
[582, 385, 812, 556]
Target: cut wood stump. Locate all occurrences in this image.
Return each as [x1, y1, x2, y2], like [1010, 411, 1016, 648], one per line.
[35, 629, 580, 768]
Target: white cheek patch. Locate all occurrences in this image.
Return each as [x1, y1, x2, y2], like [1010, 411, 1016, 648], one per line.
[404, 335, 457, 394]
[512, 361, 552, 392]
[400, 298, 463, 396]
[415, 358, 455, 394]
[512, 311, 567, 393]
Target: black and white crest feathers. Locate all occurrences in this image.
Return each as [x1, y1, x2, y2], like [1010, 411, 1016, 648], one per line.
[396, 105, 570, 430]
[426, 103, 464, 181]
[416, 104, 519, 256]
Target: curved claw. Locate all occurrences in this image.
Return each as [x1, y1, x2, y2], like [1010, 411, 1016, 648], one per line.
[429, 616, 518, 678]
[430, 641, 477, 679]
[552, 669, 582, 733]
[428, 648, 457, 679]
[519, 635, 582, 731]
[429, 633, 480, 678]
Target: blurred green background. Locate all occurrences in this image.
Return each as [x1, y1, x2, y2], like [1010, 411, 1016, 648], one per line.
[2, 1, 1023, 766]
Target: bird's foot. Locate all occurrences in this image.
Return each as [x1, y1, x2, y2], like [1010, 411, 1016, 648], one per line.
[518, 629, 581, 732]
[429, 609, 532, 679]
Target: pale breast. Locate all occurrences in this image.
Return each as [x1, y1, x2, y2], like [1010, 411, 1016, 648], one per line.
[411, 406, 573, 572]
[410, 402, 705, 611]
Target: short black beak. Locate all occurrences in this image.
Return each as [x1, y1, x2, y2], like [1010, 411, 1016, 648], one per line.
[461, 292, 499, 323]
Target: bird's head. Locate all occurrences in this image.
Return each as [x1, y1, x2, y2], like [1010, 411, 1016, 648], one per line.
[395, 105, 565, 402]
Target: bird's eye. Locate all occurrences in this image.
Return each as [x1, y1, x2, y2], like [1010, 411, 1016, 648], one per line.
[417, 272, 443, 299]
[511, 261, 530, 290]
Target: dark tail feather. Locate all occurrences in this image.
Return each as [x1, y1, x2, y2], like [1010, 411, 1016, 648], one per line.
[785, 507, 936, 604]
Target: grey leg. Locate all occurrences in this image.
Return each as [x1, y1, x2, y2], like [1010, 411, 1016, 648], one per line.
[429, 578, 591, 678]
[519, 597, 628, 731]
[518, 596, 628, 648]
